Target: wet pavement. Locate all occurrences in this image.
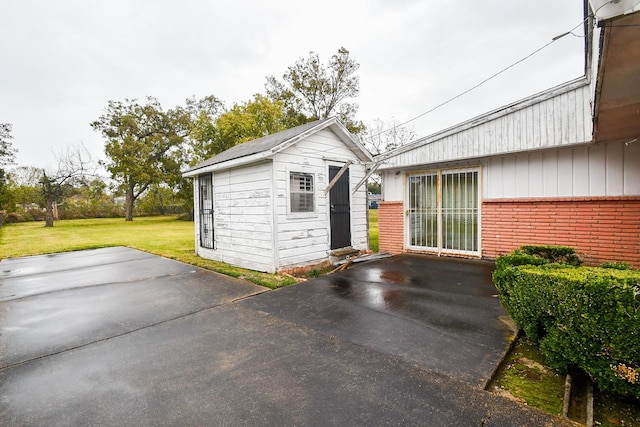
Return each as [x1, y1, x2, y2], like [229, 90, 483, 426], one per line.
[241, 254, 516, 387]
[0, 247, 572, 426]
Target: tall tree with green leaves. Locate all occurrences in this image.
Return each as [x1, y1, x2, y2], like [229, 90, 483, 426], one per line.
[91, 97, 189, 221]
[216, 94, 291, 145]
[265, 47, 364, 133]
[187, 94, 293, 163]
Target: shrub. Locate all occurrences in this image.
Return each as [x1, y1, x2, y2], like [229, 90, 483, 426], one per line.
[493, 246, 640, 398]
[601, 261, 631, 270]
[518, 244, 583, 266]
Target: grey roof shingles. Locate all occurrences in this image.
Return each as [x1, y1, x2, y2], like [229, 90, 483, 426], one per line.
[185, 118, 330, 174]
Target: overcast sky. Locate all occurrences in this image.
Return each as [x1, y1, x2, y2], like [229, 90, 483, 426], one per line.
[1, 0, 587, 170]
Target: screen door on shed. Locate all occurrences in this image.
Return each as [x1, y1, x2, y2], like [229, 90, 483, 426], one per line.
[407, 169, 479, 255]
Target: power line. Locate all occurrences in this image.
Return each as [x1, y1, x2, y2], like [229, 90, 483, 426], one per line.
[373, 18, 588, 139]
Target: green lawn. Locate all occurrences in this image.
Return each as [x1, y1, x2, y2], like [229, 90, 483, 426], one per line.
[0, 216, 296, 289]
[369, 209, 379, 253]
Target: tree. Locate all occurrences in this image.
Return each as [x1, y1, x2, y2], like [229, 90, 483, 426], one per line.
[6, 166, 43, 210]
[40, 145, 95, 227]
[265, 47, 364, 133]
[359, 118, 416, 194]
[360, 118, 415, 156]
[216, 94, 291, 145]
[185, 95, 226, 164]
[92, 97, 189, 221]
[187, 94, 294, 163]
[0, 123, 16, 167]
[0, 123, 17, 212]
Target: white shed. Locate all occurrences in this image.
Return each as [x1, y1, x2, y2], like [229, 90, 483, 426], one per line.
[183, 117, 373, 273]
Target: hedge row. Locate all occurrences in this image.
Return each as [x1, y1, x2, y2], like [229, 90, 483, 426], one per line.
[493, 246, 640, 398]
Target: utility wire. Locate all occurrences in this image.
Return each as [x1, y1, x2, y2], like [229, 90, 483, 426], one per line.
[373, 18, 588, 139]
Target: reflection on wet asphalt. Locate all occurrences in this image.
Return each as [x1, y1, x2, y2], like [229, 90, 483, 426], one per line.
[241, 253, 514, 387]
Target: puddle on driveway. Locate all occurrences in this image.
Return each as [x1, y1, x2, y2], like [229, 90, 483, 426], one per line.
[331, 277, 408, 311]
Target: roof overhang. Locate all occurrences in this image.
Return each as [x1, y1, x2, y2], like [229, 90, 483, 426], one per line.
[592, 10, 640, 143]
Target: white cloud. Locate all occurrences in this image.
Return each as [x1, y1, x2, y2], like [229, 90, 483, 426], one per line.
[0, 0, 586, 168]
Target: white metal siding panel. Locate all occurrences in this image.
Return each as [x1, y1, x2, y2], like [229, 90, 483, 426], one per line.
[484, 141, 640, 199]
[624, 141, 640, 195]
[589, 143, 607, 195]
[573, 147, 590, 196]
[557, 149, 574, 197]
[502, 156, 517, 198]
[515, 155, 529, 198]
[606, 142, 624, 195]
[542, 151, 559, 197]
[529, 152, 543, 197]
[485, 158, 502, 199]
[382, 170, 404, 201]
[380, 82, 592, 170]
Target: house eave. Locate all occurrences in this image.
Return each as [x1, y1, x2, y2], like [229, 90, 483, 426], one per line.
[592, 10, 640, 143]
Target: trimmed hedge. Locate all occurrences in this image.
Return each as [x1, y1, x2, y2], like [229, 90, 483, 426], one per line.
[493, 246, 640, 398]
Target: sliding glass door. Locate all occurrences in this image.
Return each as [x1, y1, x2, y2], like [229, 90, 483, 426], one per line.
[407, 168, 479, 255]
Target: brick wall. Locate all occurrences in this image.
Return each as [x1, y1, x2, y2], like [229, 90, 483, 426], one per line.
[482, 196, 640, 268]
[378, 201, 404, 254]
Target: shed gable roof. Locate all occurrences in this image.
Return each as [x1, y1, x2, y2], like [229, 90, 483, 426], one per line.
[184, 117, 371, 176]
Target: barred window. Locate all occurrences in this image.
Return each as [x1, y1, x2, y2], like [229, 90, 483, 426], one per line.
[290, 172, 314, 213]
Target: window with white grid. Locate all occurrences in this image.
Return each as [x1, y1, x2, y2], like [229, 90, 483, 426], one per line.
[289, 172, 314, 213]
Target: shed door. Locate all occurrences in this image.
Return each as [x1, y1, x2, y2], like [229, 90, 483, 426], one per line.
[329, 165, 351, 249]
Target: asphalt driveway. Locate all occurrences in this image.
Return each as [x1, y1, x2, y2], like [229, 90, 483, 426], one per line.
[0, 247, 570, 426]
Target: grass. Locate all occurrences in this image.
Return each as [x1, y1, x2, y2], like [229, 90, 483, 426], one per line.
[489, 336, 566, 416]
[490, 335, 640, 426]
[369, 208, 379, 253]
[0, 216, 297, 289]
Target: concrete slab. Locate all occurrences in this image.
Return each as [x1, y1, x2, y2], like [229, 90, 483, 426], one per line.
[0, 247, 266, 368]
[0, 247, 204, 302]
[241, 254, 516, 387]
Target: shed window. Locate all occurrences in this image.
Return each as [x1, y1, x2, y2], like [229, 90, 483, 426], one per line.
[199, 174, 214, 249]
[290, 172, 314, 213]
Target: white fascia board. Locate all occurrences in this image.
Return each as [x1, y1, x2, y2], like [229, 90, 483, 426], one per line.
[182, 152, 273, 177]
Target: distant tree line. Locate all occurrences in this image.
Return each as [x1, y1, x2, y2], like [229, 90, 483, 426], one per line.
[2, 47, 414, 226]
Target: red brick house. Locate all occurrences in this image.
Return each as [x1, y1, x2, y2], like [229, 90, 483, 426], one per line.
[377, 5, 640, 267]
